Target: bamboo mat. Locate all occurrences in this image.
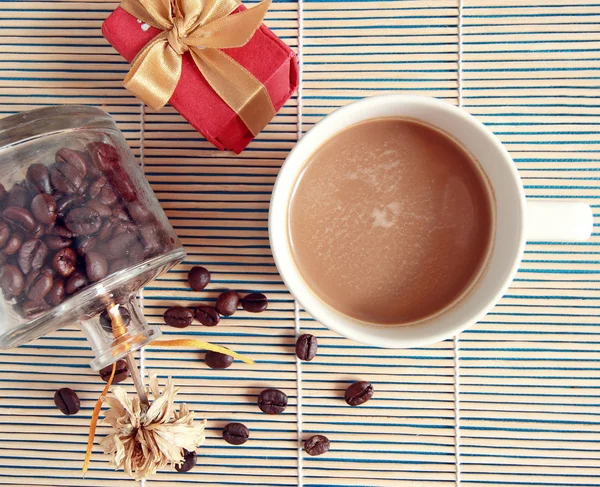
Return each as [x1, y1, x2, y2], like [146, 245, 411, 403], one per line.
[0, 0, 599, 485]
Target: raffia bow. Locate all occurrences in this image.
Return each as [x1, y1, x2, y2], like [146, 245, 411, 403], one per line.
[120, 0, 275, 135]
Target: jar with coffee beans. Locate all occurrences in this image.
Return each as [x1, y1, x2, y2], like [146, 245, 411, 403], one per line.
[0, 106, 186, 370]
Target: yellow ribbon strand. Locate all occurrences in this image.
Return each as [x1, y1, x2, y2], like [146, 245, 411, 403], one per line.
[82, 362, 116, 477]
[151, 338, 254, 365]
[120, 0, 275, 135]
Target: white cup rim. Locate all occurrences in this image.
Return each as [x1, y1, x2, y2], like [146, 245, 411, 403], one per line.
[269, 95, 526, 348]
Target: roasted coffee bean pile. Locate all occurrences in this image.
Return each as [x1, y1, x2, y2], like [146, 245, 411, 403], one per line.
[0, 143, 173, 319]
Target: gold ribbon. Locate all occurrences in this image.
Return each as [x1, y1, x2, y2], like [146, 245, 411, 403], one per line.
[121, 0, 275, 136]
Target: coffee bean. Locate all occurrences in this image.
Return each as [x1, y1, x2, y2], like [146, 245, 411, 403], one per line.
[46, 223, 73, 239]
[99, 306, 131, 333]
[2, 232, 23, 256]
[30, 222, 44, 239]
[113, 206, 131, 222]
[89, 142, 120, 173]
[138, 223, 161, 255]
[56, 194, 84, 219]
[26, 164, 53, 195]
[85, 199, 112, 218]
[45, 235, 72, 250]
[6, 186, 32, 208]
[76, 235, 97, 256]
[88, 178, 118, 206]
[99, 359, 129, 383]
[0, 264, 24, 297]
[104, 231, 137, 259]
[97, 218, 116, 241]
[304, 435, 330, 456]
[55, 148, 87, 178]
[223, 422, 249, 445]
[31, 193, 57, 224]
[241, 292, 268, 313]
[344, 381, 373, 406]
[3, 206, 36, 232]
[175, 449, 196, 473]
[85, 251, 108, 282]
[21, 299, 50, 317]
[296, 334, 318, 361]
[65, 207, 101, 235]
[216, 290, 239, 316]
[194, 306, 220, 327]
[164, 306, 194, 328]
[0, 220, 10, 248]
[65, 270, 88, 295]
[45, 278, 65, 306]
[18, 238, 48, 275]
[188, 266, 210, 291]
[50, 161, 84, 194]
[127, 201, 152, 224]
[53, 247, 77, 278]
[205, 351, 234, 369]
[53, 388, 80, 415]
[257, 389, 288, 415]
[25, 268, 53, 301]
[109, 258, 128, 274]
[111, 167, 136, 202]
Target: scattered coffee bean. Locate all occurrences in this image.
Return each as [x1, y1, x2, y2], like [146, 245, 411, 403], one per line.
[53, 387, 80, 415]
[223, 422, 249, 445]
[175, 449, 196, 473]
[205, 351, 234, 369]
[65, 270, 88, 295]
[188, 266, 210, 291]
[65, 207, 101, 235]
[30, 193, 57, 224]
[194, 306, 220, 327]
[0, 264, 24, 297]
[85, 251, 108, 282]
[344, 381, 374, 406]
[46, 223, 73, 239]
[216, 290, 239, 316]
[296, 334, 318, 361]
[5, 186, 32, 208]
[164, 306, 194, 328]
[99, 359, 129, 383]
[241, 292, 268, 313]
[45, 278, 65, 306]
[89, 142, 119, 173]
[17, 238, 48, 275]
[25, 268, 53, 301]
[53, 247, 77, 278]
[304, 435, 330, 456]
[2, 232, 23, 255]
[257, 389, 288, 415]
[30, 223, 44, 239]
[3, 206, 36, 232]
[26, 164, 53, 195]
[99, 306, 131, 333]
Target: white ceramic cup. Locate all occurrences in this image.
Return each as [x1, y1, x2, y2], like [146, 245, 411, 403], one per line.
[269, 95, 593, 348]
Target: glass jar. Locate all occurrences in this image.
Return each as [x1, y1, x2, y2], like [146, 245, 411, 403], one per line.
[0, 106, 185, 369]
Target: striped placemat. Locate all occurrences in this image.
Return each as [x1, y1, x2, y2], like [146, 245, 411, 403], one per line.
[0, 0, 599, 486]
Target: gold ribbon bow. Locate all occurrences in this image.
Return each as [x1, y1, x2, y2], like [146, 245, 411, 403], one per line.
[121, 0, 275, 136]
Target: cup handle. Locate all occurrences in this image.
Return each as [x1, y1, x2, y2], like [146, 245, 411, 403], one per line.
[525, 200, 594, 242]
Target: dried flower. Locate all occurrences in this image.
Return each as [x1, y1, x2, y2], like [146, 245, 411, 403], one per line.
[100, 374, 206, 479]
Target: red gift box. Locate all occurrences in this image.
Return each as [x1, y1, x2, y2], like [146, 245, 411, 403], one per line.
[102, 6, 298, 153]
